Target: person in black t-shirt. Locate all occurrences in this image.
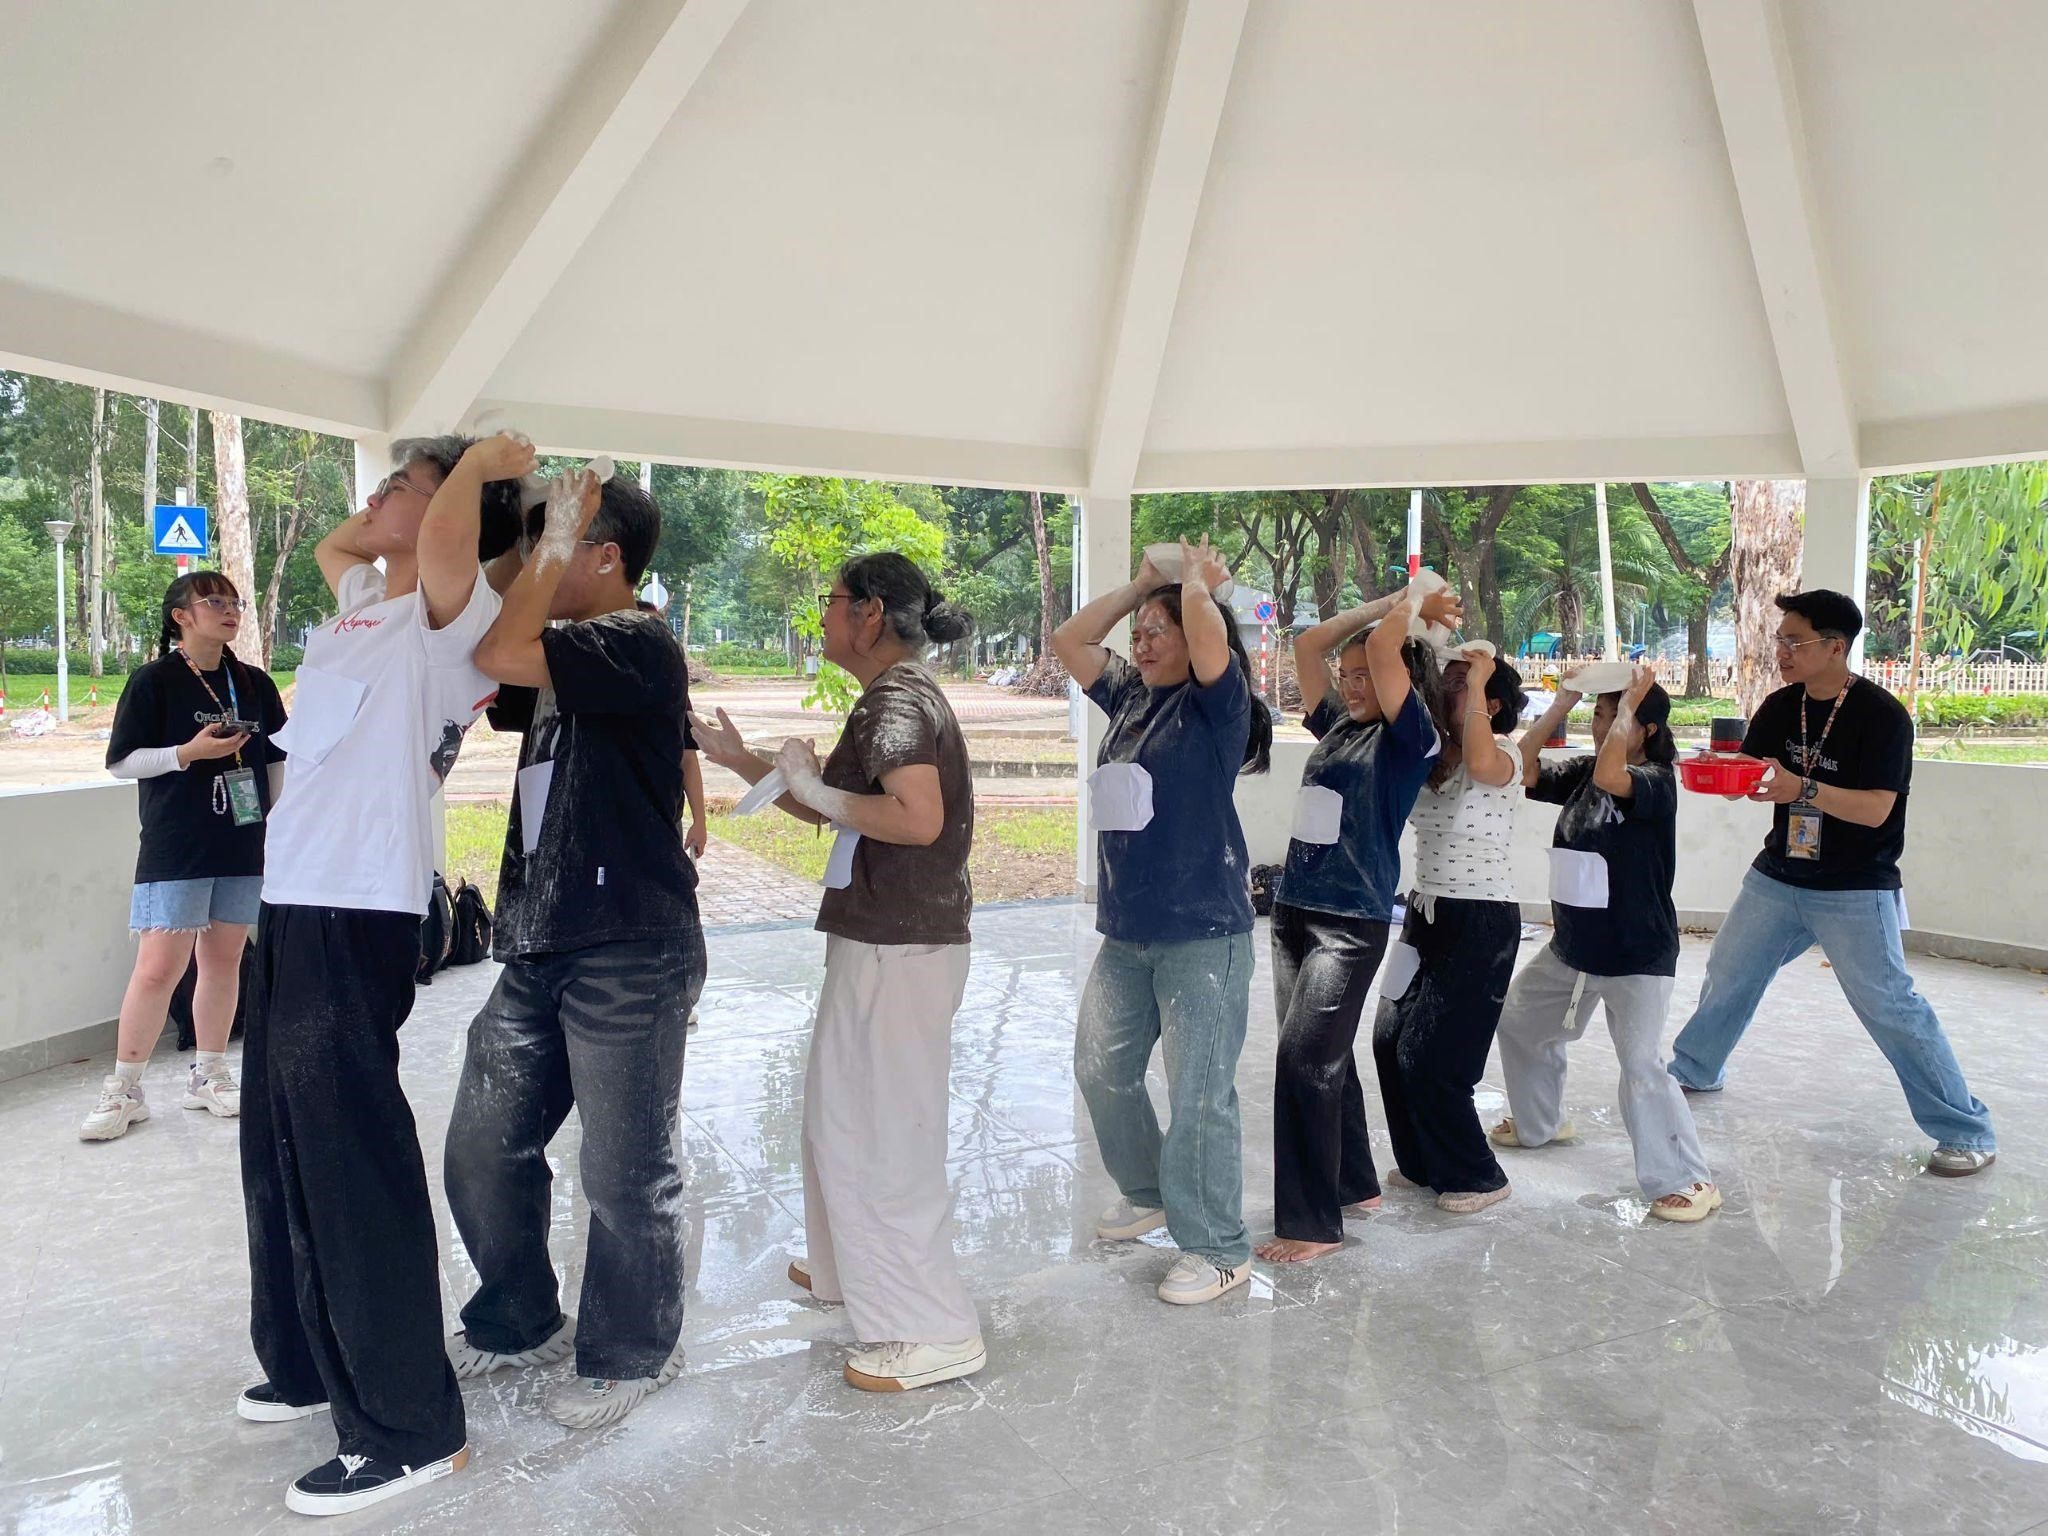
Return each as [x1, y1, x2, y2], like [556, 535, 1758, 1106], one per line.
[442, 468, 706, 1430]
[1668, 591, 1995, 1177]
[1492, 667, 1720, 1221]
[84, 571, 286, 1142]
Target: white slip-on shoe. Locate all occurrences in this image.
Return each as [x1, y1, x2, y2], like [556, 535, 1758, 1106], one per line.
[844, 1337, 986, 1392]
[447, 1315, 576, 1380]
[1096, 1197, 1168, 1241]
[1156, 1252, 1251, 1306]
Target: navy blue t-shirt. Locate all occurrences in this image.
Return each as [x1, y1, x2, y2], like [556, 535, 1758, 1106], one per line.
[1276, 690, 1439, 921]
[1084, 653, 1254, 944]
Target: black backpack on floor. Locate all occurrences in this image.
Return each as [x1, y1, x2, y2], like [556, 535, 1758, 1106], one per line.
[448, 879, 493, 966]
[417, 874, 455, 985]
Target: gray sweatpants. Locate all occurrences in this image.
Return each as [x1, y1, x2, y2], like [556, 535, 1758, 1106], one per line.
[1496, 943, 1712, 1199]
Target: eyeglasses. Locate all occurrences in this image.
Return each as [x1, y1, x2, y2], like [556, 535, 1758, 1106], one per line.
[818, 591, 861, 608]
[372, 472, 433, 503]
[193, 595, 248, 614]
[1133, 620, 1177, 643]
[1773, 635, 1835, 655]
[1336, 668, 1373, 686]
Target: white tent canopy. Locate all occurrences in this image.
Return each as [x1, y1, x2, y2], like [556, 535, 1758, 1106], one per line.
[3, 0, 2045, 505]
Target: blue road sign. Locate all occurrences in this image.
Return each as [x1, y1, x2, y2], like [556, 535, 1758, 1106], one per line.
[152, 504, 208, 557]
[1254, 599, 1275, 624]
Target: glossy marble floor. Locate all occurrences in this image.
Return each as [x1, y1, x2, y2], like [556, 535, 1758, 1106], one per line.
[4, 904, 2048, 1535]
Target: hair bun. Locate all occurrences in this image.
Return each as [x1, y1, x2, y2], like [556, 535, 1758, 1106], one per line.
[922, 597, 974, 646]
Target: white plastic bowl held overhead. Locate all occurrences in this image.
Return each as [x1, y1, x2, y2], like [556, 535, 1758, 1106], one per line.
[1561, 661, 1639, 695]
[1141, 543, 1234, 601]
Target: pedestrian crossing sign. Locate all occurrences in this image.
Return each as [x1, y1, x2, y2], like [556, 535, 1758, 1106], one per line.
[152, 504, 209, 557]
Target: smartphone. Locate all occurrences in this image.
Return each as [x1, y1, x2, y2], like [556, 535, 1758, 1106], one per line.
[212, 719, 263, 737]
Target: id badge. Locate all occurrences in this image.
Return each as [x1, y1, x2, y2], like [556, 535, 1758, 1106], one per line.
[223, 766, 264, 827]
[1786, 806, 1822, 861]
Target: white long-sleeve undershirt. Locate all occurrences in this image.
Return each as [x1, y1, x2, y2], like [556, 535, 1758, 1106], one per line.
[108, 746, 184, 780]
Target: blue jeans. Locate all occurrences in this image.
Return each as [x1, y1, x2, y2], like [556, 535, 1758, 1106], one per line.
[1669, 868, 1994, 1151]
[1075, 932, 1254, 1268]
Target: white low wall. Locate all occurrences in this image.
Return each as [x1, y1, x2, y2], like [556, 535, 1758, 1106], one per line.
[1236, 743, 2048, 966]
[0, 780, 141, 1078]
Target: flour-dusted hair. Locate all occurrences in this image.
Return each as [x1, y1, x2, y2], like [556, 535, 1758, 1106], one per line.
[389, 433, 523, 560]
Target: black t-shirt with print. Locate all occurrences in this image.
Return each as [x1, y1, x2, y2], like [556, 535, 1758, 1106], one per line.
[1742, 678, 1913, 892]
[1276, 691, 1439, 921]
[1530, 756, 1680, 978]
[488, 611, 698, 958]
[106, 651, 288, 883]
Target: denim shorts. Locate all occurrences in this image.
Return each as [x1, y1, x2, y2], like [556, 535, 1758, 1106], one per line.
[130, 876, 264, 932]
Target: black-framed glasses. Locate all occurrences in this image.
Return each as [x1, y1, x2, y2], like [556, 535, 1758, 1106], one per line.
[194, 595, 249, 614]
[818, 590, 861, 608]
[372, 472, 433, 502]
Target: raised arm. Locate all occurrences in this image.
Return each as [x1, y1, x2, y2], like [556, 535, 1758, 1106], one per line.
[417, 432, 535, 629]
[1520, 684, 1580, 788]
[1592, 665, 1653, 798]
[314, 512, 379, 601]
[1052, 550, 1168, 691]
[473, 468, 598, 688]
[1458, 647, 1517, 787]
[1178, 536, 1231, 686]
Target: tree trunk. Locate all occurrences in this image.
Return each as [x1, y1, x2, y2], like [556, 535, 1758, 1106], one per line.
[259, 454, 314, 669]
[1029, 490, 1057, 660]
[1308, 490, 1349, 620]
[1557, 580, 1583, 657]
[1685, 607, 1710, 698]
[210, 412, 264, 668]
[185, 405, 200, 502]
[1347, 505, 1384, 604]
[680, 578, 694, 649]
[88, 388, 106, 676]
[1730, 479, 1804, 719]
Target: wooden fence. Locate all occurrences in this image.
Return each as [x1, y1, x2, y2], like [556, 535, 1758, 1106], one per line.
[1511, 655, 2048, 697]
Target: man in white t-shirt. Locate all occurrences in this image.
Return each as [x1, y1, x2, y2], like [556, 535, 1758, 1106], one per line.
[235, 431, 530, 1520]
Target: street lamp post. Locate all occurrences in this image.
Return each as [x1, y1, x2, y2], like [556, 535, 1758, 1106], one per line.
[45, 520, 73, 724]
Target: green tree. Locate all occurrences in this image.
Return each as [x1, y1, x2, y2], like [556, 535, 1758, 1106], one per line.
[0, 512, 57, 684]
[1871, 464, 2048, 669]
[1630, 481, 1733, 696]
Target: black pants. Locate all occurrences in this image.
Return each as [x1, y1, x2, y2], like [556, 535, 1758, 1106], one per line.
[1270, 903, 1390, 1242]
[444, 933, 705, 1380]
[240, 903, 465, 1465]
[1371, 895, 1519, 1195]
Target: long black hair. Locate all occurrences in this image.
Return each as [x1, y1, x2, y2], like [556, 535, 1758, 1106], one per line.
[1601, 682, 1676, 765]
[841, 551, 974, 648]
[1138, 585, 1272, 775]
[156, 570, 240, 659]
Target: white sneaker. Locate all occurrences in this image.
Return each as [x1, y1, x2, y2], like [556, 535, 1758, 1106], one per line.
[844, 1336, 986, 1393]
[447, 1315, 576, 1379]
[183, 1060, 240, 1118]
[1156, 1252, 1251, 1306]
[79, 1076, 149, 1141]
[545, 1344, 684, 1430]
[1096, 1197, 1168, 1240]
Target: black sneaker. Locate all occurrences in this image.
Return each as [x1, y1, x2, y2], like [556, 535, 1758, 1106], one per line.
[284, 1446, 469, 1516]
[235, 1382, 330, 1423]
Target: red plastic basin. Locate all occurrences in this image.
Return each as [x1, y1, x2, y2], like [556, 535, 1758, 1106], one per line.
[1679, 753, 1767, 795]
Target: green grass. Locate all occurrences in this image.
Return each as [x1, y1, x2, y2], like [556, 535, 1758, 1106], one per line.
[983, 808, 1076, 855]
[1914, 741, 2048, 765]
[0, 668, 296, 710]
[445, 801, 512, 903]
[706, 809, 834, 882]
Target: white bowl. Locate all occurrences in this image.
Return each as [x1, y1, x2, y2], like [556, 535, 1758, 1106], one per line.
[733, 766, 788, 816]
[1561, 661, 1639, 694]
[1141, 543, 1234, 600]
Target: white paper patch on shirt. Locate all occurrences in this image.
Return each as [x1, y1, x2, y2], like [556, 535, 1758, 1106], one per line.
[824, 825, 862, 889]
[271, 665, 366, 767]
[1548, 848, 1610, 909]
[516, 759, 555, 855]
[1291, 783, 1344, 846]
[1089, 761, 1155, 833]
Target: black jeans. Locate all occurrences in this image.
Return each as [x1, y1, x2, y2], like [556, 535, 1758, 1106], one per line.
[444, 933, 705, 1380]
[240, 903, 465, 1466]
[1371, 895, 1519, 1195]
[1270, 903, 1391, 1242]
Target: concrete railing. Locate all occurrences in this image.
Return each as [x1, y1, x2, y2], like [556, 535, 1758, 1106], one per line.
[1233, 742, 2048, 969]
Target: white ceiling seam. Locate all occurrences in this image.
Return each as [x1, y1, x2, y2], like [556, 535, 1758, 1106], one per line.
[385, 0, 753, 438]
[1691, 0, 1860, 478]
[1083, 0, 1251, 498]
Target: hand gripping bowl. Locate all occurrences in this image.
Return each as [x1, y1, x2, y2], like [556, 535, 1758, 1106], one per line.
[1678, 751, 1767, 795]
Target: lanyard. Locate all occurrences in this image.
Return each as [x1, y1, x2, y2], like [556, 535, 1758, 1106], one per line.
[1797, 678, 1853, 780]
[176, 648, 244, 769]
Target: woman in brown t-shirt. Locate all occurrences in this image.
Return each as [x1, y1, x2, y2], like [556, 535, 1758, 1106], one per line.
[692, 551, 983, 1395]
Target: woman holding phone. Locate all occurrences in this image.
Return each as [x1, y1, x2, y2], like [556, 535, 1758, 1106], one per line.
[83, 571, 287, 1141]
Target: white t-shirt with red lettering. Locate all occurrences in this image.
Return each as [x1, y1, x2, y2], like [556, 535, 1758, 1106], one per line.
[264, 563, 501, 915]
